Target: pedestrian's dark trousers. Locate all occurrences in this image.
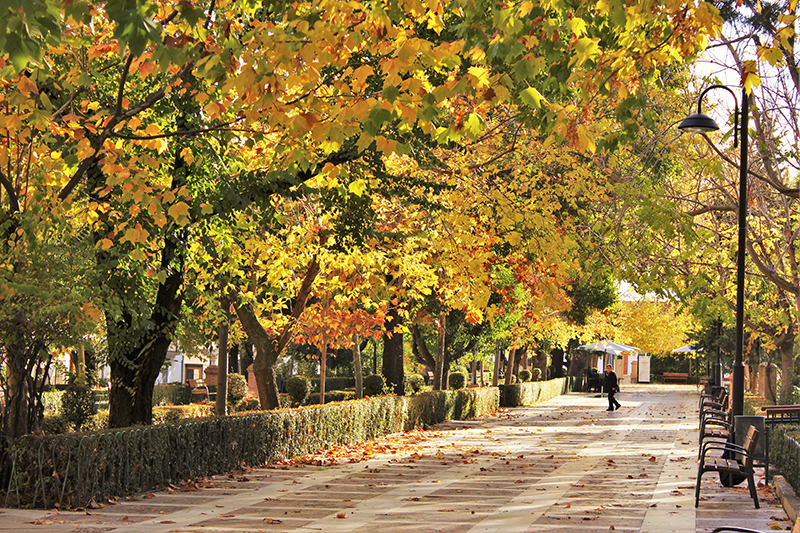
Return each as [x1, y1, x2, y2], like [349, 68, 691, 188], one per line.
[608, 389, 620, 410]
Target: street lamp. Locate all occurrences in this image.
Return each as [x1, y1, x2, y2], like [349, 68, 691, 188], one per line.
[678, 84, 748, 418]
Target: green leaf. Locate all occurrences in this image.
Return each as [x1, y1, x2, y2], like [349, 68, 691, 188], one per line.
[519, 87, 545, 108]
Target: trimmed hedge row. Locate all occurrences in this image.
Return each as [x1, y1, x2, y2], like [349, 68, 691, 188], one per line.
[499, 377, 575, 407]
[42, 389, 110, 414]
[1, 387, 499, 509]
[309, 377, 356, 393]
[153, 383, 191, 406]
[769, 425, 800, 495]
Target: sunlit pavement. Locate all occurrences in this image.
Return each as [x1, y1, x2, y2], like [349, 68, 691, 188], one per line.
[0, 383, 792, 532]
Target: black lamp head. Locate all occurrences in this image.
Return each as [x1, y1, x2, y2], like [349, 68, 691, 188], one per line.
[677, 113, 720, 133]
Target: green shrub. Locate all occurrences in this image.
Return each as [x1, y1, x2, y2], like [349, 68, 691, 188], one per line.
[61, 383, 97, 431]
[324, 390, 356, 403]
[363, 374, 386, 396]
[286, 376, 311, 407]
[519, 369, 532, 382]
[94, 389, 110, 411]
[227, 373, 248, 403]
[406, 374, 425, 394]
[448, 372, 466, 390]
[42, 414, 68, 435]
[84, 410, 109, 432]
[153, 383, 191, 405]
[234, 396, 260, 412]
[531, 368, 542, 381]
[42, 391, 64, 414]
[309, 377, 355, 392]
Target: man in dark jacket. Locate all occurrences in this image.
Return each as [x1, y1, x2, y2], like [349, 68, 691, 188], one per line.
[605, 364, 621, 411]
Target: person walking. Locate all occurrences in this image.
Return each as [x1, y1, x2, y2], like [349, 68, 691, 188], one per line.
[605, 364, 621, 411]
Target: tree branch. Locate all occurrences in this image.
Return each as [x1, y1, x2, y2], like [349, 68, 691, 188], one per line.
[701, 133, 800, 198]
[685, 204, 736, 216]
[747, 240, 799, 296]
[115, 54, 135, 118]
[0, 168, 19, 212]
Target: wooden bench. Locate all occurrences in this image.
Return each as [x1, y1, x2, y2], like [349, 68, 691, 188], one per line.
[188, 379, 213, 403]
[663, 372, 689, 383]
[695, 425, 760, 509]
[761, 404, 800, 422]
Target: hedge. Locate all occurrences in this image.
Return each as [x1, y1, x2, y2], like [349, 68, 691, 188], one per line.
[153, 383, 191, 406]
[309, 377, 356, 393]
[42, 389, 110, 414]
[0, 387, 499, 509]
[499, 377, 575, 407]
[769, 425, 800, 495]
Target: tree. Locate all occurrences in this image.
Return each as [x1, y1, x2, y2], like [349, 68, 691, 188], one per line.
[0, 0, 722, 436]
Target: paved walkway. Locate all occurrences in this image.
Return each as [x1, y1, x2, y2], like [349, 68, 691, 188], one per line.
[0, 384, 792, 532]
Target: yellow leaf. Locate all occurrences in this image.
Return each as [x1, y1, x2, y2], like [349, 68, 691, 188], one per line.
[168, 201, 191, 226]
[99, 238, 113, 250]
[17, 75, 39, 97]
[348, 179, 367, 196]
[468, 66, 490, 89]
[180, 147, 195, 165]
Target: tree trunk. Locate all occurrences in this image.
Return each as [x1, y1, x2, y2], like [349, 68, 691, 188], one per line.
[353, 333, 364, 399]
[512, 347, 525, 378]
[504, 348, 517, 385]
[4, 343, 30, 438]
[411, 323, 435, 369]
[568, 351, 587, 378]
[433, 313, 446, 391]
[216, 297, 230, 417]
[76, 341, 86, 384]
[779, 331, 796, 403]
[235, 258, 320, 410]
[319, 340, 327, 405]
[492, 350, 501, 387]
[382, 303, 404, 395]
[229, 343, 239, 375]
[107, 242, 185, 428]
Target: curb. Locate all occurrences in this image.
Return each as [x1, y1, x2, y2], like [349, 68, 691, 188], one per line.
[773, 475, 800, 531]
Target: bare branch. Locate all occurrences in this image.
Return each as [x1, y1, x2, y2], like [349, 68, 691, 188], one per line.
[115, 54, 135, 118]
[685, 205, 736, 216]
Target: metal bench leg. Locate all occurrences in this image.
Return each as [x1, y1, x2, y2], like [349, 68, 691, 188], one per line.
[695, 468, 704, 508]
[747, 470, 759, 508]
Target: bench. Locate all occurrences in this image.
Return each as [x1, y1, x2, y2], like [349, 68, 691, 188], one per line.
[188, 379, 214, 403]
[695, 424, 760, 509]
[663, 372, 689, 383]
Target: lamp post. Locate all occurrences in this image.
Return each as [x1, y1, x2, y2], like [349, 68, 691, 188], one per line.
[678, 85, 748, 418]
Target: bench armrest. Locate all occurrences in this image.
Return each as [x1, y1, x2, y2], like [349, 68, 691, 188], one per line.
[700, 441, 748, 458]
[701, 419, 732, 431]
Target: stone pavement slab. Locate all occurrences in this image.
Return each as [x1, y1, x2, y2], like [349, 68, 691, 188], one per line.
[0, 384, 792, 533]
